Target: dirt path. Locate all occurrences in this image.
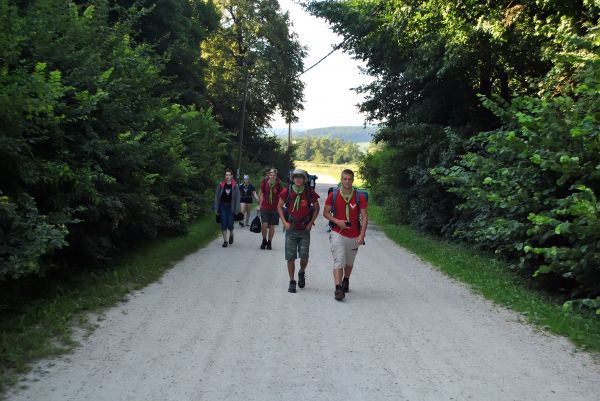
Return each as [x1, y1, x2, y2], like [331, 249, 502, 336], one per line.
[9, 181, 600, 401]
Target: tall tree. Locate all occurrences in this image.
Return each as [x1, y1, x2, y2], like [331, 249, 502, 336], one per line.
[201, 0, 306, 170]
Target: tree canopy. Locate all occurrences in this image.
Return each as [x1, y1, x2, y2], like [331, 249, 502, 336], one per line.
[307, 0, 600, 310]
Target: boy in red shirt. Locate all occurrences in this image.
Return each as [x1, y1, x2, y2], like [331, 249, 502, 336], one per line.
[323, 169, 368, 301]
[277, 169, 320, 293]
[258, 168, 283, 249]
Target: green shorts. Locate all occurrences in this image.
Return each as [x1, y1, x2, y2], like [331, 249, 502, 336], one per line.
[285, 228, 311, 261]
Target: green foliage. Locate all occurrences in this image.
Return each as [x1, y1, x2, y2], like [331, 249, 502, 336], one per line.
[202, 0, 306, 164]
[294, 136, 363, 164]
[0, 0, 229, 279]
[433, 28, 600, 305]
[310, 0, 600, 310]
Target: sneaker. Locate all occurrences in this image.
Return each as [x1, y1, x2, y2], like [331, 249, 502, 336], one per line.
[229, 232, 234, 244]
[288, 280, 297, 293]
[341, 277, 350, 293]
[260, 238, 267, 249]
[334, 285, 345, 301]
[222, 241, 228, 248]
[298, 271, 306, 289]
[266, 240, 272, 250]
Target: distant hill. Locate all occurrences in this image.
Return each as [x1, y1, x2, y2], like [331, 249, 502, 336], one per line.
[268, 125, 377, 144]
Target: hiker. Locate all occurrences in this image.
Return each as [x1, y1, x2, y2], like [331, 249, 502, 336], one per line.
[277, 169, 320, 293]
[323, 169, 368, 301]
[258, 168, 283, 250]
[239, 175, 258, 227]
[214, 168, 241, 248]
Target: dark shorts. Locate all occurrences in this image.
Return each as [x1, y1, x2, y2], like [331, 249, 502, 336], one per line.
[260, 209, 279, 225]
[285, 228, 310, 260]
[241, 196, 253, 204]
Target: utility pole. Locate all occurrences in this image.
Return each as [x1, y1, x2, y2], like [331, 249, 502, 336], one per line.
[288, 121, 292, 150]
[236, 66, 250, 179]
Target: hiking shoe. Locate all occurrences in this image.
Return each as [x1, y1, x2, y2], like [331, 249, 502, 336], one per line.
[266, 240, 272, 250]
[288, 280, 297, 293]
[222, 241, 228, 248]
[341, 277, 350, 293]
[260, 238, 267, 249]
[298, 271, 306, 289]
[229, 232, 234, 244]
[334, 285, 345, 301]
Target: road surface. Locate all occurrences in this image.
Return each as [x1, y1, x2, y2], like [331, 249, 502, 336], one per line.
[9, 178, 600, 401]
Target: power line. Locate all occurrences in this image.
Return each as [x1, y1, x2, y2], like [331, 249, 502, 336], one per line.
[297, 40, 347, 77]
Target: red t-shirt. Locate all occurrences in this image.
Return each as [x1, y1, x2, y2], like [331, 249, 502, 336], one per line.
[260, 179, 283, 211]
[325, 189, 368, 238]
[279, 187, 320, 230]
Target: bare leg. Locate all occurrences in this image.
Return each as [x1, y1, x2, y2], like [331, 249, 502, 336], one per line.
[261, 223, 268, 240]
[299, 258, 308, 273]
[343, 265, 353, 279]
[268, 225, 275, 241]
[333, 268, 343, 286]
[287, 260, 295, 280]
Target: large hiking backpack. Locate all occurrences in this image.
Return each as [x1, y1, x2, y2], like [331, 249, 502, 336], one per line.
[327, 186, 368, 231]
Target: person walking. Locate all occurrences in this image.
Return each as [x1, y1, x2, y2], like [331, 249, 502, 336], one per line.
[239, 175, 258, 227]
[323, 169, 368, 300]
[277, 169, 320, 293]
[214, 169, 241, 248]
[258, 168, 283, 250]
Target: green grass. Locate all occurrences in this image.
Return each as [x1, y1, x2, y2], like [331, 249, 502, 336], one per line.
[370, 205, 600, 354]
[294, 161, 365, 187]
[0, 214, 220, 397]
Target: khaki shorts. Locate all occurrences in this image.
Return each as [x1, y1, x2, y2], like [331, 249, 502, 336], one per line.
[329, 231, 359, 269]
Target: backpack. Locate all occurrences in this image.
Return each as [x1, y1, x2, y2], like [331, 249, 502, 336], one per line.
[327, 186, 367, 231]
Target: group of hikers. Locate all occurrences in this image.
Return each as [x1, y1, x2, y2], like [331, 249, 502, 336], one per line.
[213, 167, 368, 301]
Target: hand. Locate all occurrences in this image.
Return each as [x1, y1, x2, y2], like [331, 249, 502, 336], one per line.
[283, 221, 291, 230]
[356, 235, 365, 245]
[335, 219, 348, 230]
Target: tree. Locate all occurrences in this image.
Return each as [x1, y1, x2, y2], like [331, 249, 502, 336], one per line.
[201, 0, 306, 170]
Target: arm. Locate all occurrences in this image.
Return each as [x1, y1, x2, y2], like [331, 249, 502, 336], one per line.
[322, 203, 347, 230]
[277, 197, 290, 230]
[308, 199, 320, 230]
[257, 184, 263, 209]
[357, 207, 368, 245]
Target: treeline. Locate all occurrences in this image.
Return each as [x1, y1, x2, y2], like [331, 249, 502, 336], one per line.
[309, 1, 599, 311]
[294, 136, 363, 164]
[0, 0, 304, 282]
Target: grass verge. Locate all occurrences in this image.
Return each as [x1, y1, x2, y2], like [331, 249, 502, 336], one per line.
[370, 205, 600, 354]
[0, 214, 219, 397]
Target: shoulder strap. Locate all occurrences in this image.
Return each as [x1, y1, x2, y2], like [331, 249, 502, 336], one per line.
[331, 188, 338, 216]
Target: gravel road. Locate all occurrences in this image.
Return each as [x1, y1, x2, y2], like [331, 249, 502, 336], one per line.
[9, 178, 600, 401]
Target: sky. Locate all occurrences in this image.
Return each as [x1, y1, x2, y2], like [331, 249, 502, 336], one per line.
[270, 0, 374, 130]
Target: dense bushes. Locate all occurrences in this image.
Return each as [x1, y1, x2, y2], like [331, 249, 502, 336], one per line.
[433, 31, 600, 307]
[0, 1, 228, 279]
